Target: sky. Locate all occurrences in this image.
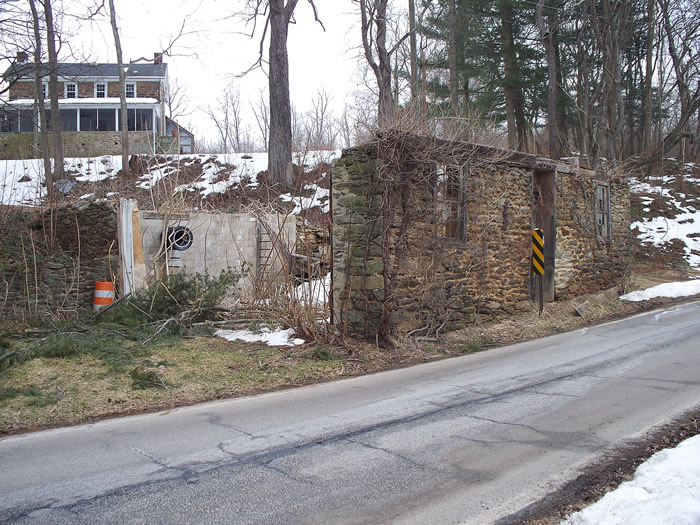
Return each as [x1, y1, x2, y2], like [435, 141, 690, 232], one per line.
[60, 0, 365, 143]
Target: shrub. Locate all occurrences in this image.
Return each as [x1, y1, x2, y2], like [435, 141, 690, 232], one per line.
[105, 269, 242, 326]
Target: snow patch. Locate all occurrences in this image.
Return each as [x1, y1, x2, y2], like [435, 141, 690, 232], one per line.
[620, 280, 700, 301]
[215, 327, 304, 347]
[563, 434, 700, 525]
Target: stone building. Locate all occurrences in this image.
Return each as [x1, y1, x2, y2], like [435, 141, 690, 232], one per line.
[331, 131, 631, 341]
[0, 52, 190, 159]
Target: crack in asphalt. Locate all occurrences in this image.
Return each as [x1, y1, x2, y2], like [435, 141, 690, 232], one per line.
[261, 460, 314, 485]
[343, 437, 434, 472]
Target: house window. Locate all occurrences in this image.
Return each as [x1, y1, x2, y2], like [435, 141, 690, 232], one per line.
[60, 109, 78, 131]
[42, 82, 48, 100]
[78, 108, 116, 131]
[95, 83, 106, 98]
[65, 82, 77, 98]
[125, 83, 136, 98]
[0, 110, 19, 132]
[19, 110, 34, 132]
[122, 108, 152, 131]
[435, 164, 467, 242]
[595, 181, 611, 243]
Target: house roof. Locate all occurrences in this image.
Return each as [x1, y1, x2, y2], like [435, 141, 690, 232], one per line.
[3, 62, 168, 81]
[165, 117, 194, 138]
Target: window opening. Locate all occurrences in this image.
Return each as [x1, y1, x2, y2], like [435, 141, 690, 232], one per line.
[78, 109, 116, 131]
[1, 110, 19, 132]
[60, 109, 77, 131]
[42, 82, 48, 100]
[65, 83, 77, 98]
[121, 108, 152, 131]
[125, 83, 136, 98]
[435, 164, 467, 242]
[95, 83, 106, 98]
[595, 181, 611, 243]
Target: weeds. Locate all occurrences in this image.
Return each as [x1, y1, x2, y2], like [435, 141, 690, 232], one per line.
[0, 385, 57, 406]
[130, 365, 169, 390]
[2, 269, 242, 375]
[461, 338, 498, 354]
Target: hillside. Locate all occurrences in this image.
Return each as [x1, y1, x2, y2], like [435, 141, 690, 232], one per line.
[0, 151, 337, 217]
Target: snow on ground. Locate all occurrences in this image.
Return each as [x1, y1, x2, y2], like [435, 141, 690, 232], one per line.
[280, 184, 330, 214]
[0, 151, 340, 207]
[621, 280, 700, 301]
[215, 327, 305, 347]
[292, 273, 331, 307]
[630, 173, 700, 269]
[562, 434, 700, 525]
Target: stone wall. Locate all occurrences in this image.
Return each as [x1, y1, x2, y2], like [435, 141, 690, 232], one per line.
[8, 81, 34, 99]
[554, 174, 631, 298]
[0, 132, 178, 160]
[0, 200, 120, 315]
[10, 80, 162, 101]
[332, 144, 631, 340]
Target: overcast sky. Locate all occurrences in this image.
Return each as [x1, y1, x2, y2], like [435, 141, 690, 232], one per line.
[72, 0, 364, 143]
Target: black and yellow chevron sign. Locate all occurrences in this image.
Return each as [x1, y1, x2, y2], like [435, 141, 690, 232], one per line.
[532, 229, 545, 275]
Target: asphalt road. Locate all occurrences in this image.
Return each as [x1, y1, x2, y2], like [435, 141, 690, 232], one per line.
[2, 301, 699, 524]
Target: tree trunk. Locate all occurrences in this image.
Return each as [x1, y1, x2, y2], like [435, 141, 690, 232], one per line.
[536, 0, 559, 159]
[447, 0, 458, 115]
[499, 0, 527, 151]
[359, 0, 394, 128]
[108, 0, 130, 177]
[375, 0, 393, 127]
[642, 0, 654, 154]
[28, 0, 52, 204]
[43, 0, 63, 183]
[408, 0, 418, 103]
[268, 0, 297, 187]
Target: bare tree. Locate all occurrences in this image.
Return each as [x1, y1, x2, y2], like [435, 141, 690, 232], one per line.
[164, 77, 192, 121]
[304, 88, 336, 150]
[251, 89, 270, 152]
[43, 0, 64, 184]
[356, 0, 394, 127]
[204, 87, 243, 153]
[240, 0, 323, 187]
[28, 0, 53, 207]
[107, 0, 129, 176]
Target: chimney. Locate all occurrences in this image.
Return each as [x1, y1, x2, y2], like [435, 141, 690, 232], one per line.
[16, 51, 28, 63]
[154, 52, 163, 65]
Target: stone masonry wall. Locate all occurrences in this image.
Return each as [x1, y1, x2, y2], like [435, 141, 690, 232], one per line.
[554, 174, 631, 298]
[0, 132, 178, 160]
[10, 80, 161, 100]
[0, 200, 120, 315]
[333, 147, 632, 340]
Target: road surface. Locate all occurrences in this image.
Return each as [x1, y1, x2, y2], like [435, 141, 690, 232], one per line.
[1, 301, 699, 524]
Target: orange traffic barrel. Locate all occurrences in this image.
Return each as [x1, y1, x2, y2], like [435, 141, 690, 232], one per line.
[93, 280, 115, 310]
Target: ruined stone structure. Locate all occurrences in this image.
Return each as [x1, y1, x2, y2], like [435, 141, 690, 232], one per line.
[332, 132, 631, 341]
[0, 201, 119, 315]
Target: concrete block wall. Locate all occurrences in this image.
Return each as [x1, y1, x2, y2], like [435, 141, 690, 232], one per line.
[137, 211, 295, 296]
